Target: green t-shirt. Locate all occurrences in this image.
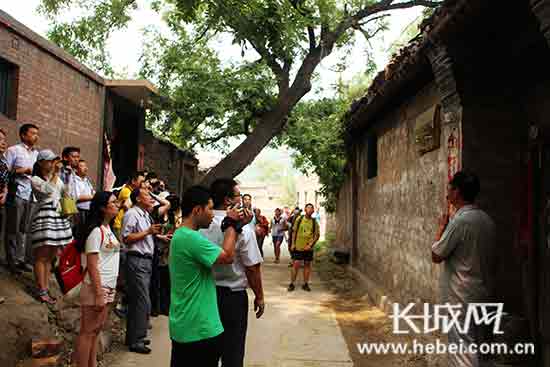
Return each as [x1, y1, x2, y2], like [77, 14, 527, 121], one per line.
[293, 216, 318, 251]
[169, 226, 223, 343]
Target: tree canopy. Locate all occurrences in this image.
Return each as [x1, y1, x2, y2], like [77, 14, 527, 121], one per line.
[38, 0, 441, 190]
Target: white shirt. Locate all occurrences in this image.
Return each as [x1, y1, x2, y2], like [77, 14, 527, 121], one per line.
[84, 226, 120, 288]
[200, 210, 263, 291]
[5, 143, 38, 200]
[74, 175, 95, 210]
[271, 216, 287, 237]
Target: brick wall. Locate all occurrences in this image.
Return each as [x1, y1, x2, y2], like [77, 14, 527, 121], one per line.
[347, 83, 446, 304]
[334, 171, 353, 251]
[0, 26, 104, 183]
[142, 130, 198, 197]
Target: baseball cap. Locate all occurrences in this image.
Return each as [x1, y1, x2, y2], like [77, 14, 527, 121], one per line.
[37, 149, 59, 161]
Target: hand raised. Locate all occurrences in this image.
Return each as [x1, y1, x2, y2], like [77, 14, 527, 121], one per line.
[149, 223, 163, 235]
[226, 207, 241, 221]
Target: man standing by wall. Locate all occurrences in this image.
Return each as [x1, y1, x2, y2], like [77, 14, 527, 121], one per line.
[200, 178, 265, 367]
[431, 171, 496, 367]
[288, 204, 320, 292]
[5, 123, 39, 274]
[122, 187, 162, 354]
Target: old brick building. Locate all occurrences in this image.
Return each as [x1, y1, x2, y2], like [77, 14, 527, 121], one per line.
[338, 0, 550, 363]
[0, 10, 104, 182]
[0, 10, 197, 192]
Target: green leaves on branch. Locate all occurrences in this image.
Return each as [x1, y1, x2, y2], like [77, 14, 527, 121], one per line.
[39, 0, 138, 76]
[140, 28, 277, 152]
[279, 74, 371, 212]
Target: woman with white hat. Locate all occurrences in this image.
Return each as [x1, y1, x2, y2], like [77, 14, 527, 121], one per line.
[31, 149, 73, 304]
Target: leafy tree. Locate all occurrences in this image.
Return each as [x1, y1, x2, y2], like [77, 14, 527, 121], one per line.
[38, 0, 441, 185]
[280, 73, 371, 212]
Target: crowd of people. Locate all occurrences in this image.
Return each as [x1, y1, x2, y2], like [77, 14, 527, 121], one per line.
[0, 123, 325, 367]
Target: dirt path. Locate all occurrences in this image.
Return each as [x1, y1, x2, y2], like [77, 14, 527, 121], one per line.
[106, 239, 353, 367]
[315, 248, 440, 367]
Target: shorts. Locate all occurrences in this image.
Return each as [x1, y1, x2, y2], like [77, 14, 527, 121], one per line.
[272, 236, 284, 244]
[291, 250, 314, 262]
[80, 282, 117, 305]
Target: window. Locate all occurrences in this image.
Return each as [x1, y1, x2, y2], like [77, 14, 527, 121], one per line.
[366, 134, 378, 179]
[0, 58, 18, 119]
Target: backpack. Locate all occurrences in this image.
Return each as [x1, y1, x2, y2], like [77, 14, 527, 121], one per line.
[54, 228, 104, 301]
[292, 215, 318, 245]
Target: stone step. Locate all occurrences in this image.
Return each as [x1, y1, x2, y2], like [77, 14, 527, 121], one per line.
[31, 338, 64, 359]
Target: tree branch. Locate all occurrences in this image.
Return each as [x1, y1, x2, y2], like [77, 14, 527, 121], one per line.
[307, 26, 316, 51]
[288, 0, 316, 51]
[325, 0, 440, 53]
[247, 39, 289, 93]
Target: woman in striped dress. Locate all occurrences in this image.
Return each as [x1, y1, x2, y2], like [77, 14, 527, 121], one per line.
[31, 149, 73, 304]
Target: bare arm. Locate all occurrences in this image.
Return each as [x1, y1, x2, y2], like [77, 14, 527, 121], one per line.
[432, 214, 450, 264]
[77, 195, 94, 203]
[151, 193, 171, 217]
[245, 264, 265, 318]
[215, 227, 238, 264]
[0, 186, 6, 206]
[125, 224, 161, 245]
[86, 253, 105, 309]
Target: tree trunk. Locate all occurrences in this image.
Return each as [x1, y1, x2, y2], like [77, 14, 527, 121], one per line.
[200, 48, 322, 187]
[200, 103, 291, 187]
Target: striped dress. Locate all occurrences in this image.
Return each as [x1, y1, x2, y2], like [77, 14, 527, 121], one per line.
[30, 175, 73, 248]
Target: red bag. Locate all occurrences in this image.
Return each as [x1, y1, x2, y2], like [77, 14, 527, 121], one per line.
[55, 229, 104, 296]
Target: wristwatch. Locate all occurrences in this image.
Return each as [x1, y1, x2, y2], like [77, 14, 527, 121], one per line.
[221, 217, 244, 234]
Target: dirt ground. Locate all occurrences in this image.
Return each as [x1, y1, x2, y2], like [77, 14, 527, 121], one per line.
[315, 249, 442, 367]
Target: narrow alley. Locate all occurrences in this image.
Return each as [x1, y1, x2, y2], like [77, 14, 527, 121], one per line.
[107, 242, 353, 367]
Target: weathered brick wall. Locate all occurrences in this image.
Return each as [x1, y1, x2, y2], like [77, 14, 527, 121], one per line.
[353, 83, 446, 304]
[142, 130, 198, 197]
[334, 171, 353, 250]
[0, 26, 104, 183]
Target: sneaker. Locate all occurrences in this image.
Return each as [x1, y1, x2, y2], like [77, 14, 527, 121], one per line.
[287, 283, 295, 292]
[129, 343, 151, 354]
[302, 283, 311, 292]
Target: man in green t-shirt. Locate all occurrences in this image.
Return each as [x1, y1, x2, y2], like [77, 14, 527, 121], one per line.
[169, 185, 246, 367]
[288, 203, 320, 292]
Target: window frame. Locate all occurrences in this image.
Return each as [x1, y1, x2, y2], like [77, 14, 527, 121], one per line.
[0, 57, 19, 120]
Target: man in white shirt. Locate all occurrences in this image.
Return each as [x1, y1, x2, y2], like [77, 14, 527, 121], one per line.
[74, 159, 95, 227]
[200, 178, 264, 367]
[5, 123, 39, 273]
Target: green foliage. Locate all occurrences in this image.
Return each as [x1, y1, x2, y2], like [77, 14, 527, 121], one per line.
[39, 0, 138, 76]
[140, 26, 277, 151]
[38, 0, 441, 183]
[279, 73, 371, 212]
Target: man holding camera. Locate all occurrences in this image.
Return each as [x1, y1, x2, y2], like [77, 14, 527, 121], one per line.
[122, 187, 162, 354]
[200, 178, 265, 367]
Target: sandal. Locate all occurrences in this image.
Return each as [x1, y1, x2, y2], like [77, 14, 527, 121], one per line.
[37, 289, 56, 305]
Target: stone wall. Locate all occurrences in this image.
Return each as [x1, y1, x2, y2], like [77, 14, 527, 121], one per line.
[347, 83, 447, 304]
